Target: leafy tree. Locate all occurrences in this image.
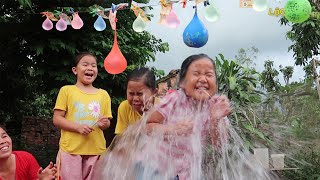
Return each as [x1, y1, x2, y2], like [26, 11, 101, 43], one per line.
[261, 60, 280, 92]
[234, 46, 259, 68]
[279, 65, 294, 85]
[280, 0, 320, 66]
[215, 54, 272, 149]
[0, 0, 169, 137]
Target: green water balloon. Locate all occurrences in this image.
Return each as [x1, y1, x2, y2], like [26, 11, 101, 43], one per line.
[252, 0, 269, 12]
[132, 15, 146, 32]
[284, 0, 312, 23]
[204, 3, 219, 22]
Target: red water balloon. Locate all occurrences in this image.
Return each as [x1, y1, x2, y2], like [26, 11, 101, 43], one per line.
[104, 31, 127, 74]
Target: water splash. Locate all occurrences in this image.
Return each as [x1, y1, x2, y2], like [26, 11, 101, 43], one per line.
[94, 93, 277, 180]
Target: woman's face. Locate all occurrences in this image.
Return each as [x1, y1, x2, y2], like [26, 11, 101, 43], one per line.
[180, 58, 217, 101]
[127, 80, 157, 113]
[0, 127, 12, 160]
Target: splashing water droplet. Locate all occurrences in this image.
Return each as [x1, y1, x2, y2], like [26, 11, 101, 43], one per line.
[94, 91, 277, 180]
[94, 15, 106, 31]
[132, 15, 146, 32]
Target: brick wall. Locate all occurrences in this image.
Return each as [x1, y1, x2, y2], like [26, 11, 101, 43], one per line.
[21, 116, 60, 167]
[20, 116, 115, 167]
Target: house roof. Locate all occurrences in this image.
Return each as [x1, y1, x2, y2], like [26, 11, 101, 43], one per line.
[157, 69, 180, 83]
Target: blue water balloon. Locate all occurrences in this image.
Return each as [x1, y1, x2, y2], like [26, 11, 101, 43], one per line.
[183, 8, 209, 48]
[94, 15, 106, 31]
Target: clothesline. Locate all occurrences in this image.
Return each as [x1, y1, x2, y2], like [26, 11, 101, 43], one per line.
[12, 0, 200, 15]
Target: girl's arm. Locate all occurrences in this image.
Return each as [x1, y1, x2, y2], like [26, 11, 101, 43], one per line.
[146, 111, 166, 134]
[53, 109, 93, 135]
[146, 111, 193, 137]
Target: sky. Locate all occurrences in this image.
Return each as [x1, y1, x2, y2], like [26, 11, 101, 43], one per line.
[139, 0, 306, 83]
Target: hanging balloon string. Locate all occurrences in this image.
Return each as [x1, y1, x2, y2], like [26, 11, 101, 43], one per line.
[13, 0, 209, 15]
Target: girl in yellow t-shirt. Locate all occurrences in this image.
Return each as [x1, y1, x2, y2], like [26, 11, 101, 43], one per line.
[115, 67, 158, 135]
[53, 52, 112, 180]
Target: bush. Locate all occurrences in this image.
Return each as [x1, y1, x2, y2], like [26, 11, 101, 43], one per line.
[281, 148, 320, 180]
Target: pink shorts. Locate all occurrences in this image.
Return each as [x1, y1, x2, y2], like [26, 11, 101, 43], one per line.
[57, 150, 100, 180]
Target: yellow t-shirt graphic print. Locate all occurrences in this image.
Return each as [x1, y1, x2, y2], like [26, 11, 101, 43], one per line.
[54, 85, 112, 155]
[74, 101, 101, 127]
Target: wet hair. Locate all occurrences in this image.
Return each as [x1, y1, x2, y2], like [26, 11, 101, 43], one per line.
[127, 67, 156, 91]
[74, 52, 97, 67]
[179, 53, 217, 84]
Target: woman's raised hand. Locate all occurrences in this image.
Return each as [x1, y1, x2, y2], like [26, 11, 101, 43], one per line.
[37, 162, 57, 180]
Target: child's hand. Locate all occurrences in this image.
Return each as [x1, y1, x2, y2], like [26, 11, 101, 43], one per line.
[173, 120, 193, 136]
[97, 116, 110, 130]
[37, 162, 57, 180]
[210, 95, 231, 120]
[77, 124, 94, 135]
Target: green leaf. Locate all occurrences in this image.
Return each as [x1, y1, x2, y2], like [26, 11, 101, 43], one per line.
[17, 0, 32, 9]
[253, 129, 267, 140]
[228, 76, 237, 90]
[35, 46, 43, 55]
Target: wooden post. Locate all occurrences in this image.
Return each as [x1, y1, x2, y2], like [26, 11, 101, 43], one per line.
[254, 148, 269, 169]
[312, 58, 320, 100]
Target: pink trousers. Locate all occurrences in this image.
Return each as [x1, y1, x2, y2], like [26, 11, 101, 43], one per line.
[57, 150, 100, 180]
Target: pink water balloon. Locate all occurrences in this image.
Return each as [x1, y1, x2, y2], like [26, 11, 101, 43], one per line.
[42, 17, 53, 31]
[56, 17, 67, 31]
[71, 12, 84, 29]
[166, 7, 180, 28]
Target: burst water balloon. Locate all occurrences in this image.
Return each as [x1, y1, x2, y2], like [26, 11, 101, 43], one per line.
[183, 8, 209, 48]
[132, 14, 146, 32]
[104, 31, 127, 74]
[94, 93, 277, 180]
[204, 3, 219, 22]
[252, 0, 269, 12]
[94, 15, 106, 31]
[284, 0, 312, 23]
[166, 7, 180, 28]
[56, 17, 67, 31]
[42, 17, 53, 31]
[71, 12, 84, 29]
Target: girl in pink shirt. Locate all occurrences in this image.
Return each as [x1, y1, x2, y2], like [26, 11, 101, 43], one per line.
[146, 54, 231, 180]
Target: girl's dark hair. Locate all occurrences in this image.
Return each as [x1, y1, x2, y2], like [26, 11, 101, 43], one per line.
[179, 53, 217, 84]
[127, 67, 156, 91]
[74, 52, 97, 66]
